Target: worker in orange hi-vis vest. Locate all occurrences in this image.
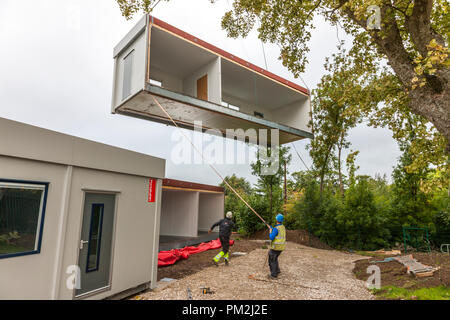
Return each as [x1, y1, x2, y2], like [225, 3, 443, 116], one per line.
[209, 211, 234, 266]
[268, 214, 286, 279]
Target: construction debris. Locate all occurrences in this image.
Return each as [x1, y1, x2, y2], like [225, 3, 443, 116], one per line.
[371, 257, 396, 263]
[372, 249, 402, 255]
[200, 287, 215, 295]
[153, 278, 177, 292]
[231, 252, 248, 256]
[393, 255, 440, 277]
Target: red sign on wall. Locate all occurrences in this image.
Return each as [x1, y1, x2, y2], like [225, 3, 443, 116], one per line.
[148, 179, 156, 203]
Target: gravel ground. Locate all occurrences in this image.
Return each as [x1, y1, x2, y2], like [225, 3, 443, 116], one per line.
[139, 241, 374, 300]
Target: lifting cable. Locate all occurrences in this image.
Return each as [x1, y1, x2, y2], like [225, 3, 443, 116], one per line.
[150, 95, 271, 230]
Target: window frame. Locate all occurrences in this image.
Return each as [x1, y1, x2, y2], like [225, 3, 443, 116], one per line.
[0, 179, 49, 260]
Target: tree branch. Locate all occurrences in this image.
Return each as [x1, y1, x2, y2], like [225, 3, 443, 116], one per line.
[405, 0, 445, 57]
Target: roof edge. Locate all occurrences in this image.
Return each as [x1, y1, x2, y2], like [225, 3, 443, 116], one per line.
[149, 15, 309, 96]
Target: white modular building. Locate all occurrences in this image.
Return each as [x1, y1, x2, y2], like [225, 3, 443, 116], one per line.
[111, 15, 313, 145]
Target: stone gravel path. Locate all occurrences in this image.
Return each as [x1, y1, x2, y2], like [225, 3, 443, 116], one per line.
[139, 242, 374, 300]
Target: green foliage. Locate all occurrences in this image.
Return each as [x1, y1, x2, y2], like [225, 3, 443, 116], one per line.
[372, 286, 450, 300]
[432, 210, 450, 247]
[235, 193, 271, 236]
[337, 177, 390, 250]
[389, 145, 436, 228]
[251, 146, 291, 221]
[0, 231, 20, 244]
[219, 174, 252, 215]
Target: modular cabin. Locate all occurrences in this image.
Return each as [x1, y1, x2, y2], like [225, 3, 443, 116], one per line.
[159, 179, 225, 251]
[0, 117, 166, 299]
[111, 15, 313, 145]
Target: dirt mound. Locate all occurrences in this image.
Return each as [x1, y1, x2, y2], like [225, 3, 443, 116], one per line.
[157, 239, 262, 281]
[245, 229, 332, 250]
[353, 252, 450, 291]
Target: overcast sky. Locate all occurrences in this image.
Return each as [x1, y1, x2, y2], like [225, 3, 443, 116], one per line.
[0, 0, 401, 186]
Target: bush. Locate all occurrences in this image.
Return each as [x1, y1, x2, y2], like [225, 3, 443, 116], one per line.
[235, 193, 272, 236]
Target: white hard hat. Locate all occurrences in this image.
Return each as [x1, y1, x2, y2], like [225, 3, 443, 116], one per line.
[226, 211, 233, 219]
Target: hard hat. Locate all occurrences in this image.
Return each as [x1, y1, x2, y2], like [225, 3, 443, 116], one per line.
[226, 211, 233, 219]
[276, 214, 284, 223]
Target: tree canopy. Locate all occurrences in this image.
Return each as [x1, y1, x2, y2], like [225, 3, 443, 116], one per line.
[116, 0, 449, 153]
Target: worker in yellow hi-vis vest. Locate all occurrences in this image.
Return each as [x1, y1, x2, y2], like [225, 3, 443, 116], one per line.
[268, 214, 286, 279]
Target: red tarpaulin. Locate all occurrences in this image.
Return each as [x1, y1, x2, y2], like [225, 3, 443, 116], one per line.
[158, 238, 234, 267]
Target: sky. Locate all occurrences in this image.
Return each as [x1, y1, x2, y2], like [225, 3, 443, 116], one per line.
[0, 0, 401, 186]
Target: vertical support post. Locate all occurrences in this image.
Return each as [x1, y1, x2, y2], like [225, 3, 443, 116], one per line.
[283, 162, 287, 215]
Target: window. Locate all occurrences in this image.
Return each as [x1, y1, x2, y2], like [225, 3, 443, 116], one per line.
[221, 101, 240, 111]
[229, 104, 240, 111]
[122, 50, 134, 100]
[149, 78, 162, 87]
[86, 204, 104, 272]
[0, 180, 48, 259]
[254, 111, 264, 118]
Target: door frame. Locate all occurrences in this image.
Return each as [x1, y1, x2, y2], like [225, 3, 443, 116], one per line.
[73, 189, 120, 300]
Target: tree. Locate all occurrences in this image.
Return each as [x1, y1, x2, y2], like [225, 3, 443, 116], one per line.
[215, 0, 449, 151]
[219, 174, 252, 214]
[251, 146, 291, 221]
[308, 44, 370, 196]
[389, 141, 435, 227]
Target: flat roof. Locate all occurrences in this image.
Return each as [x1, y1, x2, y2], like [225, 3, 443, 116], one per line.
[149, 16, 309, 96]
[0, 117, 166, 179]
[163, 178, 224, 193]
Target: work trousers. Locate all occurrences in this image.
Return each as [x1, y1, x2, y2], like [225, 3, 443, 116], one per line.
[268, 249, 282, 277]
[219, 235, 230, 255]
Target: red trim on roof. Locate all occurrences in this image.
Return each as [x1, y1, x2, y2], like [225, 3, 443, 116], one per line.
[163, 179, 224, 193]
[149, 16, 309, 96]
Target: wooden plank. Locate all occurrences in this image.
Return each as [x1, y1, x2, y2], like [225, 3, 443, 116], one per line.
[197, 75, 208, 101]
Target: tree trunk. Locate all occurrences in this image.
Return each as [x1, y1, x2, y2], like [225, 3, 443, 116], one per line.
[342, 1, 450, 151]
[338, 143, 344, 199]
[269, 185, 273, 220]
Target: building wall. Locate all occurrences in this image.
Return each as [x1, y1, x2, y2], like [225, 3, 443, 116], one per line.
[112, 30, 147, 109]
[270, 99, 311, 133]
[149, 66, 183, 93]
[198, 193, 224, 232]
[58, 167, 162, 299]
[221, 92, 273, 119]
[160, 190, 199, 237]
[0, 155, 68, 299]
[0, 155, 163, 300]
[183, 57, 222, 105]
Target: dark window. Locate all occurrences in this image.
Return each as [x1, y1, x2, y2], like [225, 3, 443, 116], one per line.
[86, 204, 104, 272]
[254, 111, 264, 118]
[0, 180, 48, 259]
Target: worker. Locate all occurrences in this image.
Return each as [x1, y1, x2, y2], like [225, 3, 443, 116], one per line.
[268, 214, 286, 279]
[208, 211, 234, 266]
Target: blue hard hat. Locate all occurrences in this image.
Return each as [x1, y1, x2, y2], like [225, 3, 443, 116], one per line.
[276, 214, 284, 222]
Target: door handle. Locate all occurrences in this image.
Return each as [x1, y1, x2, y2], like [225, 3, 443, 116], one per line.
[80, 240, 89, 250]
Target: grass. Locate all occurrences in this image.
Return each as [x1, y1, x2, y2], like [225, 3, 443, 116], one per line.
[372, 286, 450, 300]
[0, 244, 31, 255]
